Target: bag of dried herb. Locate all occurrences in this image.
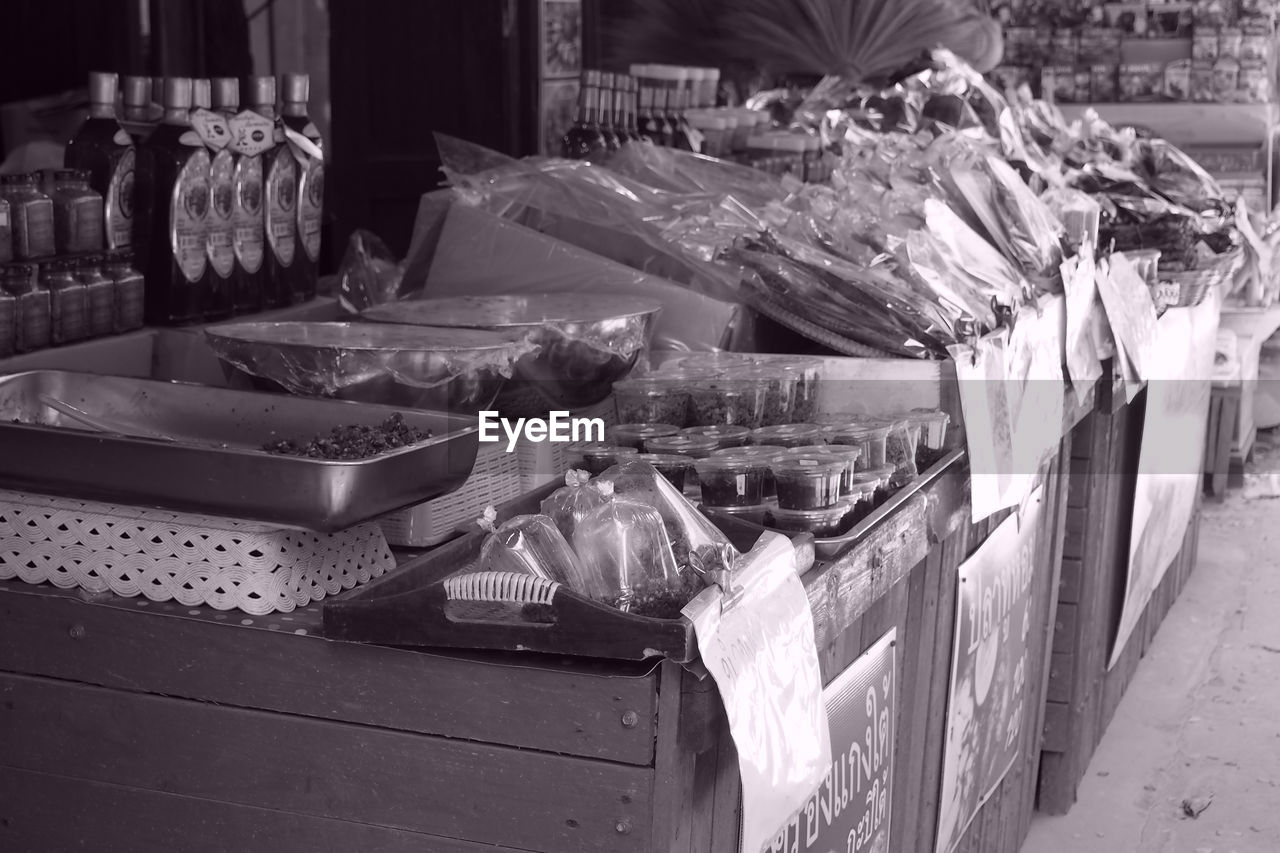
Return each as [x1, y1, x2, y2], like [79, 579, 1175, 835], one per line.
[540, 470, 614, 543]
[476, 508, 607, 600]
[572, 497, 687, 617]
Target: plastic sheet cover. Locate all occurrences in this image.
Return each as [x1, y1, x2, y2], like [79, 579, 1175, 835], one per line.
[683, 530, 831, 853]
[203, 321, 536, 398]
[398, 193, 741, 353]
[539, 469, 613, 543]
[477, 511, 602, 597]
[572, 497, 686, 615]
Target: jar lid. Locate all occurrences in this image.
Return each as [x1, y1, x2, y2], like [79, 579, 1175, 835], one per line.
[282, 72, 310, 104]
[613, 376, 689, 394]
[750, 424, 822, 445]
[694, 453, 770, 476]
[211, 77, 240, 110]
[646, 434, 721, 456]
[769, 501, 853, 524]
[772, 455, 845, 477]
[789, 444, 861, 462]
[634, 453, 691, 468]
[613, 423, 682, 444]
[122, 75, 151, 108]
[0, 173, 36, 185]
[681, 424, 751, 442]
[711, 443, 788, 461]
[579, 443, 638, 459]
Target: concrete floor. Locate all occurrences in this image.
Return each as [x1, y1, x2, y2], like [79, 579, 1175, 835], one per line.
[1022, 432, 1280, 853]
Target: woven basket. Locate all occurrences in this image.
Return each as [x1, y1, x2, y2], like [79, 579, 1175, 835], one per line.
[1162, 249, 1243, 308]
[0, 490, 394, 614]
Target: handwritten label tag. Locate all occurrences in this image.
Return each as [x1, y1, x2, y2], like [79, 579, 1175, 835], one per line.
[684, 532, 831, 853]
[190, 108, 232, 150]
[1061, 251, 1104, 400]
[1095, 255, 1159, 382]
[228, 111, 276, 157]
[284, 126, 324, 164]
[950, 332, 1017, 523]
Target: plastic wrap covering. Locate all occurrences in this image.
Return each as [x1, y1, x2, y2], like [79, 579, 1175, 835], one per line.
[203, 321, 536, 414]
[336, 229, 403, 314]
[602, 143, 787, 211]
[596, 460, 739, 575]
[396, 195, 741, 354]
[477, 512, 603, 598]
[539, 470, 614, 544]
[572, 497, 696, 617]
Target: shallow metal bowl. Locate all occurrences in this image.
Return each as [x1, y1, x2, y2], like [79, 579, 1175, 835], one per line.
[204, 321, 528, 414]
[361, 294, 662, 413]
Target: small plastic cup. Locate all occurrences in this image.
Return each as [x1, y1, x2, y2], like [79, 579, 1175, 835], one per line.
[645, 434, 722, 459]
[686, 379, 769, 429]
[825, 423, 891, 470]
[681, 424, 752, 449]
[694, 453, 771, 508]
[766, 502, 853, 537]
[736, 367, 797, 426]
[711, 503, 772, 525]
[789, 444, 862, 495]
[612, 423, 682, 451]
[772, 455, 846, 510]
[845, 474, 881, 522]
[634, 453, 693, 491]
[904, 409, 952, 468]
[750, 423, 824, 449]
[664, 351, 757, 372]
[865, 465, 898, 505]
[612, 377, 691, 426]
[577, 444, 639, 476]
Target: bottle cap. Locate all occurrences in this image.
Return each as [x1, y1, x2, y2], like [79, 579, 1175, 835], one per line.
[600, 71, 616, 89]
[122, 76, 151, 108]
[163, 77, 193, 110]
[282, 72, 310, 103]
[582, 69, 602, 87]
[87, 71, 119, 106]
[0, 174, 37, 186]
[152, 76, 165, 104]
[211, 77, 239, 110]
[245, 76, 277, 108]
[54, 169, 89, 182]
[192, 79, 212, 109]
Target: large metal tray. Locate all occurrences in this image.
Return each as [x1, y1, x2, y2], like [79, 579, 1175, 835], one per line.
[0, 371, 480, 532]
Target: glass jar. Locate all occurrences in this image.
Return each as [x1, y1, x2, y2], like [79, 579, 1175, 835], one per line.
[3, 264, 51, 353]
[104, 251, 146, 333]
[42, 261, 89, 345]
[51, 169, 105, 255]
[611, 423, 681, 452]
[76, 256, 116, 338]
[0, 281, 15, 356]
[0, 174, 55, 259]
[0, 196, 12, 263]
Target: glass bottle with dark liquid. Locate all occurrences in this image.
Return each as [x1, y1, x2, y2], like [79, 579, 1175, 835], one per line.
[120, 75, 156, 144]
[137, 77, 211, 325]
[215, 78, 266, 316]
[64, 71, 135, 252]
[246, 76, 299, 308]
[191, 78, 234, 320]
[281, 72, 323, 304]
[561, 73, 609, 160]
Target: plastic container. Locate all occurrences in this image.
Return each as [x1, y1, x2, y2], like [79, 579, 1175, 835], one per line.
[611, 423, 681, 451]
[633, 453, 692, 491]
[789, 444, 862, 495]
[772, 455, 845, 510]
[826, 423, 892, 470]
[711, 443, 787, 497]
[694, 453, 771, 508]
[766, 502, 853, 537]
[904, 409, 951, 452]
[577, 444, 639, 476]
[687, 112, 730, 158]
[750, 423, 823, 448]
[539, 470, 614, 543]
[767, 357, 823, 421]
[680, 424, 751, 449]
[711, 503, 771, 525]
[478, 513, 598, 596]
[662, 351, 757, 372]
[686, 378, 769, 428]
[865, 465, 898, 505]
[737, 367, 797, 425]
[645, 433, 721, 459]
[612, 376, 691, 426]
[844, 478, 878, 523]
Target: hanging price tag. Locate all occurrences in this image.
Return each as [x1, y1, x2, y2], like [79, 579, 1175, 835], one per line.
[190, 108, 232, 150]
[283, 126, 324, 164]
[228, 110, 277, 157]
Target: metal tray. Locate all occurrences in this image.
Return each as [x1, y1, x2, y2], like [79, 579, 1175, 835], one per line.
[0, 371, 480, 532]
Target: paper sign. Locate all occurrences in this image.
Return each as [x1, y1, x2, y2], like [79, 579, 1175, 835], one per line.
[684, 532, 832, 853]
[768, 629, 896, 853]
[1111, 290, 1219, 669]
[1062, 252, 1104, 399]
[1095, 255, 1159, 381]
[950, 332, 1016, 523]
[936, 487, 1043, 853]
[1006, 301, 1065, 495]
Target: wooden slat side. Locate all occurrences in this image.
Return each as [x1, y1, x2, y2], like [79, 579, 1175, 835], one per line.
[0, 766, 533, 853]
[0, 673, 652, 853]
[0, 589, 658, 765]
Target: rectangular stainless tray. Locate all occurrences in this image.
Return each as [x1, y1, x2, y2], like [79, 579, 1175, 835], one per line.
[0, 371, 479, 532]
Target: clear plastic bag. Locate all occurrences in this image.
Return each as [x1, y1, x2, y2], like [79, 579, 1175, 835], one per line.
[572, 496, 691, 617]
[336, 229, 403, 315]
[595, 460, 739, 575]
[477, 511, 602, 598]
[539, 469, 614, 543]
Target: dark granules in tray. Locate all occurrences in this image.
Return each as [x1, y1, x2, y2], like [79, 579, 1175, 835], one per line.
[261, 412, 430, 460]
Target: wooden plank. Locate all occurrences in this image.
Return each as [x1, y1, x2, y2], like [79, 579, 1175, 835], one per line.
[1052, 603, 1078, 655]
[1058, 557, 1082, 604]
[1041, 702, 1070, 754]
[0, 765, 530, 853]
[805, 492, 932, 662]
[0, 673, 652, 853]
[652, 661, 696, 853]
[1046, 652, 1075, 705]
[0, 586, 658, 766]
[708, 730, 741, 853]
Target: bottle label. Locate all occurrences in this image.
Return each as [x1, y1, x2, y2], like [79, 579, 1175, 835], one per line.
[228, 111, 276, 157]
[283, 126, 324, 164]
[63, 197, 105, 253]
[179, 130, 206, 148]
[207, 150, 236, 278]
[233, 154, 265, 274]
[265, 149, 298, 267]
[105, 147, 135, 249]
[191, 108, 232, 151]
[20, 293, 51, 350]
[297, 160, 324, 263]
[170, 150, 211, 284]
[16, 199, 54, 259]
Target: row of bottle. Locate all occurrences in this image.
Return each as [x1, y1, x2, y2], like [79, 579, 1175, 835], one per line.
[562, 68, 720, 158]
[0, 255, 145, 358]
[62, 71, 324, 327]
